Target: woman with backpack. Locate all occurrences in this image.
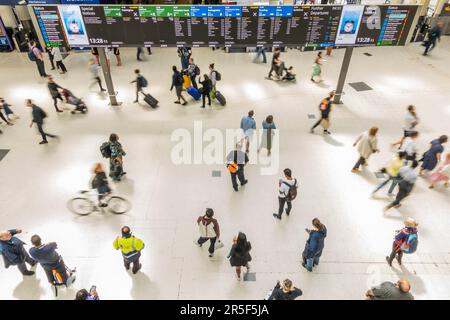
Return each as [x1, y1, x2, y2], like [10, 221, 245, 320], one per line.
[108, 133, 126, 181]
[227, 232, 252, 281]
[351, 127, 379, 172]
[195, 208, 221, 257]
[302, 218, 327, 272]
[386, 218, 418, 267]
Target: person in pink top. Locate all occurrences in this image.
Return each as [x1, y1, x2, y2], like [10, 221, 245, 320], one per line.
[429, 153, 450, 189]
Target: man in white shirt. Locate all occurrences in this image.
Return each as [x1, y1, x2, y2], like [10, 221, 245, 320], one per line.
[400, 131, 419, 160]
[273, 168, 297, 220]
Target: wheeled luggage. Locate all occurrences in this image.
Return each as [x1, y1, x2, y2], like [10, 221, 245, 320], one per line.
[215, 90, 226, 106]
[143, 93, 159, 108]
[186, 86, 201, 101]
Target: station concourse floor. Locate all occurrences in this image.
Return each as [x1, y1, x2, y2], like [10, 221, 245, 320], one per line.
[0, 40, 449, 300]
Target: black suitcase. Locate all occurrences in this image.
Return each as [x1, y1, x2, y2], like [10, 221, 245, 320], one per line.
[143, 93, 158, 108]
[215, 90, 226, 106]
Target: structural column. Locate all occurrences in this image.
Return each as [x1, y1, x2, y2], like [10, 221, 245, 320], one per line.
[98, 47, 120, 106]
[333, 47, 353, 105]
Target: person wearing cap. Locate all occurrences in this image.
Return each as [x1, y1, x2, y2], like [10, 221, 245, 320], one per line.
[195, 208, 221, 258]
[0, 229, 37, 276]
[386, 218, 418, 267]
[267, 279, 303, 300]
[113, 226, 145, 274]
[366, 279, 414, 300]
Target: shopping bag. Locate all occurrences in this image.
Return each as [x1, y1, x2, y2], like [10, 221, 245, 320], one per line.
[214, 240, 224, 250]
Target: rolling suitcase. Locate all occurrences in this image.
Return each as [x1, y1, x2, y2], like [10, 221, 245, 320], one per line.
[143, 93, 158, 108]
[215, 90, 226, 106]
[186, 86, 201, 101]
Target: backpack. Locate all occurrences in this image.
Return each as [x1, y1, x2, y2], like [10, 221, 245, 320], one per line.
[283, 179, 298, 201]
[140, 76, 148, 88]
[214, 70, 221, 81]
[28, 49, 37, 62]
[194, 65, 200, 76]
[319, 99, 328, 111]
[100, 142, 111, 158]
[400, 231, 418, 254]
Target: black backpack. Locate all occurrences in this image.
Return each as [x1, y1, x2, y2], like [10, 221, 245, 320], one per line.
[214, 70, 221, 81]
[283, 179, 298, 201]
[100, 142, 111, 158]
[140, 76, 148, 87]
[40, 108, 47, 119]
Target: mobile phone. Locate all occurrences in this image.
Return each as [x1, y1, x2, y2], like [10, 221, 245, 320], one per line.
[90, 285, 96, 293]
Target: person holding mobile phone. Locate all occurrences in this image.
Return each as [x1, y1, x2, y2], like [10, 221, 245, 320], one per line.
[301, 218, 327, 272]
[75, 286, 99, 300]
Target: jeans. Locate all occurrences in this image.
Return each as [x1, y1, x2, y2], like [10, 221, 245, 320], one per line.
[230, 167, 246, 189]
[190, 75, 198, 89]
[16, 248, 36, 275]
[311, 116, 328, 131]
[56, 60, 67, 72]
[124, 253, 141, 273]
[303, 254, 320, 271]
[197, 237, 217, 254]
[137, 47, 143, 60]
[277, 196, 292, 218]
[424, 39, 436, 54]
[373, 175, 400, 194]
[36, 123, 56, 142]
[92, 76, 105, 91]
[52, 94, 63, 111]
[254, 48, 267, 63]
[36, 59, 47, 77]
[387, 243, 403, 265]
[201, 92, 211, 107]
[353, 156, 366, 170]
[391, 182, 413, 206]
[136, 88, 143, 101]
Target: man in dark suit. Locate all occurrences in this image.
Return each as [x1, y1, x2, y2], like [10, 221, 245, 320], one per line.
[26, 99, 58, 144]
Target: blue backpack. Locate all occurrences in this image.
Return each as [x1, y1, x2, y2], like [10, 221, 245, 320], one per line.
[401, 232, 418, 254]
[28, 49, 37, 62]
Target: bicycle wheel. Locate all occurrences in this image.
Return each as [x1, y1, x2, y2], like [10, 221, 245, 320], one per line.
[107, 196, 130, 214]
[68, 197, 95, 215]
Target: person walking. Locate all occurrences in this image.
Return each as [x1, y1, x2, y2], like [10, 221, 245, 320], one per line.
[310, 91, 335, 134]
[254, 47, 267, 64]
[267, 279, 302, 300]
[91, 47, 100, 65]
[184, 58, 200, 89]
[366, 279, 414, 300]
[0, 228, 36, 276]
[227, 232, 252, 281]
[0, 97, 19, 121]
[267, 48, 281, 79]
[131, 69, 147, 103]
[199, 74, 212, 109]
[372, 152, 407, 196]
[423, 21, 443, 56]
[0, 103, 14, 127]
[302, 218, 327, 272]
[384, 160, 419, 211]
[273, 168, 297, 220]
[419, 135, 448, 176]
[311, 51, 323, 82]
[29, 40, 48, 77]
[46, 47, 55, 70]
[29, 235, 75, 285]
[258, 115, 276, 156]
[240, 110, 256, 153]
[26, 99, 58, 145]
[50, 46, 67, 74]
[170, 66, 187, 105]
[429, 153, 450, 189]
[47, 76, 64, 113]
[226, 143, 249, 192]
[108, 133, 126, 181]
[392, 105, 419, 149]
[351, 127, 379, 172]
[385, 218, 418, 266]
[178, 47, 192, 70]
[113, 226, 145, 274]
[88, 59, 106, 92]
[399, 131, 419, 161]
[195, 208, 221, 258]
[112, 48, 122, 66]
[209, 63, 219, 91]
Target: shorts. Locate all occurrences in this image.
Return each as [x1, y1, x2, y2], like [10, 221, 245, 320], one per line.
[175, 86, 182, 96]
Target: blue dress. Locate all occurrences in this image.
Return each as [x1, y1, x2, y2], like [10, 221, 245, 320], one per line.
[422, 139, 443, 171]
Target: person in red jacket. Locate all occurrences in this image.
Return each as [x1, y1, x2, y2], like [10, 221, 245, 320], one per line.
[386, 218, 418, 266]
[195, 208, 220, 258]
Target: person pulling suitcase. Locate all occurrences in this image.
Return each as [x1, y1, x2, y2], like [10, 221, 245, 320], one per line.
[131, 69, 158, 108]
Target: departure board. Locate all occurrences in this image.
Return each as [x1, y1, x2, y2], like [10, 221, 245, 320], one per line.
[33, 6, 67, 47]
[32, 4, 419, 48]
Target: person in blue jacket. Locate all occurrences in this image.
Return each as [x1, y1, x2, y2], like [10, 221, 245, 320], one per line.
[302, 218, 327, 272]
[0, 229, 36, 276]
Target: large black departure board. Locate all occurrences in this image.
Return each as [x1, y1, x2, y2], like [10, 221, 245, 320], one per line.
[32, 4, 418, 48]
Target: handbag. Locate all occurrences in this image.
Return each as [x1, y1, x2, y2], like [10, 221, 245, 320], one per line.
[214, 240, 224, 250]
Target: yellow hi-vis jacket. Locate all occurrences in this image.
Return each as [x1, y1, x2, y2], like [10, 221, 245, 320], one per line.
[113, 236, 145, 259]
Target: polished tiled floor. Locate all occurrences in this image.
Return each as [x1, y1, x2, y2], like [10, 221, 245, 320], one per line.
[0, 40, 449, 300]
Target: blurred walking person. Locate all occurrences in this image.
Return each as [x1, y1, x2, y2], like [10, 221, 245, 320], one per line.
[227, 232, 252, 281]
[352, 127, 379, 172]
[26, 99, 58, 145]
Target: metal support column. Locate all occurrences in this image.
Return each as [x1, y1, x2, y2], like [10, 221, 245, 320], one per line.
[333, 47, 354, 105]
[98, 47, 120, 106]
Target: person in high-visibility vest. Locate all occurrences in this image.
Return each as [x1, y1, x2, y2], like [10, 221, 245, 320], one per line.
[113, 226, 145, 274]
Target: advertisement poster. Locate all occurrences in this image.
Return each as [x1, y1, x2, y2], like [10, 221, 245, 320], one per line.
[58, 5, 89, 46]
[335, 5, 364, 45]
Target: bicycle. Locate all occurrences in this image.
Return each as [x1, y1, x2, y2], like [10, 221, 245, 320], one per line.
[68, 190, 131, 215]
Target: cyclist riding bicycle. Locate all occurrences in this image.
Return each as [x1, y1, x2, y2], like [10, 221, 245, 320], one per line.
[91, 163, 111, 207]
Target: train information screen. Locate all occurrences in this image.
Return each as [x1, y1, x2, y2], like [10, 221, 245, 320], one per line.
[32, 4, 418, 48]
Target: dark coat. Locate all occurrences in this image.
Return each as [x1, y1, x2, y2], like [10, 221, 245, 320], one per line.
[48, 82, 62, 98]
[31, 105, 46, 124]
[228, 242, 252, 267]
[0, 230, 27, 266]
[303, 227, 327, 259]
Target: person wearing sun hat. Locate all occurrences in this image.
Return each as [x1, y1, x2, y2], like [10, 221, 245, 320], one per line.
[386, 218, 419, 267]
